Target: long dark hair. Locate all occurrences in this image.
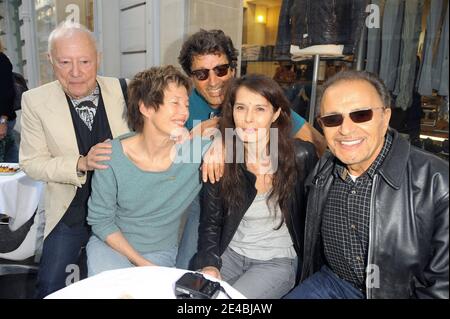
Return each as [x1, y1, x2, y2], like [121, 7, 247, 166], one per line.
[219, 74, 297, 226]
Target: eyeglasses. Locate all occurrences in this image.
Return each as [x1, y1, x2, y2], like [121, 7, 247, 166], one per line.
[191, 64, 230, 81]
[318, 107, 385, 127]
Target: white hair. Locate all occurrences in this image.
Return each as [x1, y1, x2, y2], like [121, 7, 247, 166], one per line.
[47, 21, 97, 62]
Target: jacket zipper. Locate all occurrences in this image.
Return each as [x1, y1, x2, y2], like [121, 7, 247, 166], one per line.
[366, 174, 378, 299]
[304, 175, 324, 278]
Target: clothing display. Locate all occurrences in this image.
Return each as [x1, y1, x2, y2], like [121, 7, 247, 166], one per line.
[275, 0, 368, 59]
[368, 0, 448, 110]
[290, 44, 345, 61]
[358, 0, 448, 154]
[417, 0, 448, 96]
[432, 2, 449, 97]
[378, 0, 405, 92]
[365, 0, 385, 73]
[393, 0, 424, 110]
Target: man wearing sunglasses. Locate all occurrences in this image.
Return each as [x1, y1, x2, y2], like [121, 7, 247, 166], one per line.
[178, 29, 327, 162]
[175, 29, 327, 270]
[285, 70, 448, 299]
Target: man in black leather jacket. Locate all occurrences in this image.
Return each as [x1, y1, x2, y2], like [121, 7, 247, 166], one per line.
[285, 70, 448, 299]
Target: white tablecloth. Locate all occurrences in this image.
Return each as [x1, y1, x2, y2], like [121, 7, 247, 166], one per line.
[0, 164, 43, 231]
[45, 266, 247, 299]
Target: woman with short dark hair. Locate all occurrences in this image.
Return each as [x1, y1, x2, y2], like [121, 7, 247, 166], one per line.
[86, 65, 208, 275]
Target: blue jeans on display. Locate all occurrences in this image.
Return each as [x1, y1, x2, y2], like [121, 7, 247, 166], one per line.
[176, 193, 201, 270]
[284, 265, 365, 299]
[417, 0, 445, 96]
[393, 0, 424, 110]
[379, 0, 404, 91]
[365, 0, 384, 74]
[86, 235, 177, 277]
[35, 221, 90, 299]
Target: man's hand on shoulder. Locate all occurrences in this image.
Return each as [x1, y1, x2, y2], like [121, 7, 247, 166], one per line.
[201, 137, 224, 184]
[77, 139, 112, 173]
[191, 118, 219, 138]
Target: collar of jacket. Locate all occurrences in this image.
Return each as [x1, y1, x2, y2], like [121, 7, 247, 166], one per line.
[376, 129, 409, 190]
[238, 163, 258, 187]
[306, 128, 409, 190]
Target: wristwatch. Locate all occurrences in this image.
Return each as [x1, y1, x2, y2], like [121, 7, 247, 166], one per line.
[0, 118, 7, 125]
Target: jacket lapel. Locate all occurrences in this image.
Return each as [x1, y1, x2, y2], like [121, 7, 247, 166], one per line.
[97, 77, 129, 138]
[42, 81, 79, 155]
[378, 129, 408, 190]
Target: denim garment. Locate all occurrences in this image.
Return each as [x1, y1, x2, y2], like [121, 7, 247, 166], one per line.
[432, 3, 449, 96]
[417, 0, 445, 96]
[35, 221, 90, 299]
[365, 0, 386, 73]
[394, 0, 424, 110]
[176, 193, 201, 270]
[86, 235, 177, 277]
[284, 265, 365, 299]
[379, 0, 404, 91]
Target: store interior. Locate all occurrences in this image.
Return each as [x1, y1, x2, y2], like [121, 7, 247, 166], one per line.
[241, 0, 449, 161]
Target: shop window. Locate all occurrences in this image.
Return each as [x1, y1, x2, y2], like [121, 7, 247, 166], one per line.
[241, 0, 280, 78]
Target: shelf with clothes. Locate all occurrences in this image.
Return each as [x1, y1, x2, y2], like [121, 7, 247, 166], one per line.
[364, 0, 448, 147]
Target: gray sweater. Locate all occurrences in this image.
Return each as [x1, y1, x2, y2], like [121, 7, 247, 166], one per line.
[87, 134, 207, 253]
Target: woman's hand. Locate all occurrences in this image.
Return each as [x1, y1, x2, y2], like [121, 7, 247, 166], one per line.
[77, 139, 112, 172]
[201, 266, 222, 280]
[134, 257, 156, 267]
[201, 137, 225, 183]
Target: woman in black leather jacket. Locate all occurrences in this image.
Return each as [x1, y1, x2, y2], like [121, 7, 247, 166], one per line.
[191, 74, 317, 298]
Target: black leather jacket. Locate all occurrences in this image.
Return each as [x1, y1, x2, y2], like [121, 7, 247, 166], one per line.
[301, 130, 449, 299]
[275, 0, 368, 58]
[192, 140, 317, 279]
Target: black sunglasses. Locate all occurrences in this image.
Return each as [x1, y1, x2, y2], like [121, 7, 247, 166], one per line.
[318, 107, 385, 127]
[191, 64, 230, 81]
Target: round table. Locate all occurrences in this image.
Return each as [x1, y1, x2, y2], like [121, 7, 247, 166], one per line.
[0, 164, 43, 231]
[45, 266, 247, 299]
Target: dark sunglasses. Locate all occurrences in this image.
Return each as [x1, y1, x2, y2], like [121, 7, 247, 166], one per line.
[318, 107, 385, 127]
[191, 64, 230, 81]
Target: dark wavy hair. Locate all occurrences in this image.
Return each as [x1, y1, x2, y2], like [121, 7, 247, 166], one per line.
[127, 65, 191, 132]
[219, 74, 297, 227]
[178, 29, 239, 76]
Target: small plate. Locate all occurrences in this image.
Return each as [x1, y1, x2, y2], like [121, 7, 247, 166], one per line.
[0, 163, 21, 175]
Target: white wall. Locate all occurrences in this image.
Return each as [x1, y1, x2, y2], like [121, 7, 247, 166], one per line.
[160, 0, 187, 68]
[97, 0, 121, 77]
[98, 0, 151, 78]
[187, 0, 243, 74]
[95, 0, 245, 77]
